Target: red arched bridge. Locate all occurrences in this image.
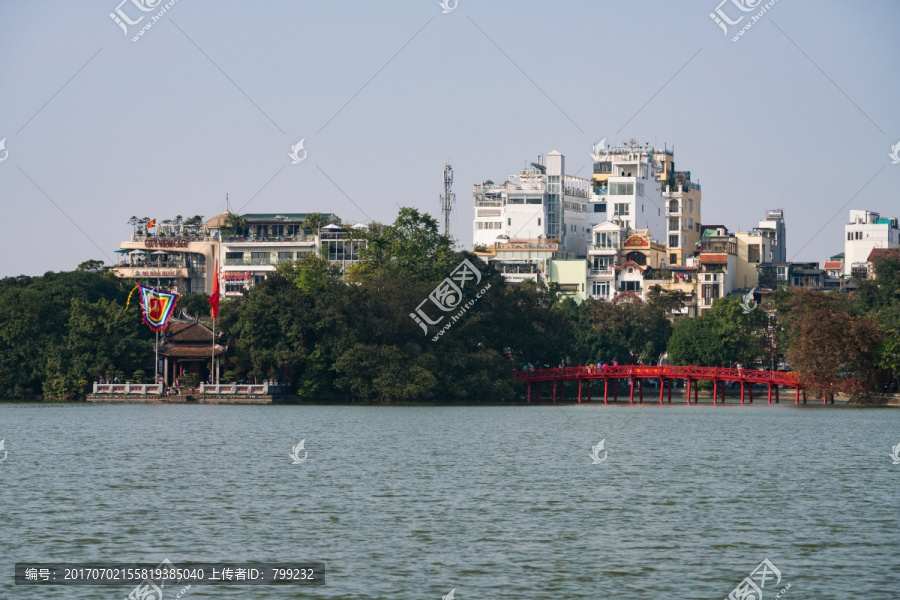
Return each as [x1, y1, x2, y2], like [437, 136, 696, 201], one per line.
[514, 365, 817, 405]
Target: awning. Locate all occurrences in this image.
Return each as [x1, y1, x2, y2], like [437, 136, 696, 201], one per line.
[114, 249, 130, 254]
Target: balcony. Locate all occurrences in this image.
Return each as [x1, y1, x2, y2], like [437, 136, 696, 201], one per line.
[588, 267, 615, 277]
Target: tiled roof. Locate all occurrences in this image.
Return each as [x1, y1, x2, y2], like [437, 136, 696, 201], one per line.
[867, 247, 900, 262]
[699, 254, 728, 264]
[159, 345, 227, 358]
[824, 261, 842, 269]
[615, 261, 645, 272]
[611, 291, 643, 304]
[165, 320, 214, 343]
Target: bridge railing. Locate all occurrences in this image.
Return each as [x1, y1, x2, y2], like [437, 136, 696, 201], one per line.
[514, 366, 800, 386]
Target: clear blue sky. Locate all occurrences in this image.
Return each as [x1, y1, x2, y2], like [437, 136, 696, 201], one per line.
[1, 0, 898, 276]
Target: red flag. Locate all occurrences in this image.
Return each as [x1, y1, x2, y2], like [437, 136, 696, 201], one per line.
[208, 261, 220, 319]
[146, 219, 157, 229]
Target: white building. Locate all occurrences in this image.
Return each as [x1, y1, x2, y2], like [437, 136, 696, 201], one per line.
[588, 143, 667, 241]
[473, 151, 590, 258]
[757, 209, 787, 263]
[843, 210, 899, 276]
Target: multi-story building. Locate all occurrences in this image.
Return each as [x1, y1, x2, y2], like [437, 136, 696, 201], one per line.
[219, 213, 330, 295]
[473, 238, 559, 284]
[662, 171, 702, 266]
[757, 209, 786, 262]
[733, 229, 773, 290]
[473, 151, 590, 258]
[113, 210, 362, 298]
[589, 142, 666, 240]
[112, 218, 219, 295]
[695, 225, 737, 314]
[844, 210, 899, 277]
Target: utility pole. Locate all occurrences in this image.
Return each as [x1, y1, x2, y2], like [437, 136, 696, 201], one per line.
[440, 163, 455, 238]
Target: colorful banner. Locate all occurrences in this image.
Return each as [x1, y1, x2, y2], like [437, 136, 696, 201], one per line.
[138, 285, 178, 331]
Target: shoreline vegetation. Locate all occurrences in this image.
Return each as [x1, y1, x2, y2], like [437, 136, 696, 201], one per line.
[1, 208, 899, 403]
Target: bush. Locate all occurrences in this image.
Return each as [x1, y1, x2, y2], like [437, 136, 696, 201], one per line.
[132, 369, 146, 383]
[221, 370, 238, 383]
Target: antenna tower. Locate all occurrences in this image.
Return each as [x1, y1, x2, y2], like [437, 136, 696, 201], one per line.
[440, 163, 455, 237]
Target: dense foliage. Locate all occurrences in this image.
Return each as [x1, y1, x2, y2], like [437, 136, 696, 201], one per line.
[0, 266, 152, 399]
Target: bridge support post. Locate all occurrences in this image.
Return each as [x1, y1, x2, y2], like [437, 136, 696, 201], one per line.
[629, 378, 635, 405]
[638, 378, 643, 403]
[668, 379, 672, 403]
[802, 389, 807, 404]
[686, 378, 692, 404]
[552, 381, 557, 405]
[659, 378, 664, 404]
[795, 386, 799, 404]
[527, 382, 531, 405]
[603, 378, 608, 405]
[713, 380, 718, 405]
[767, 383, 772, 404]
[740, 382, 745, 404]
[577, 379, 582, 404]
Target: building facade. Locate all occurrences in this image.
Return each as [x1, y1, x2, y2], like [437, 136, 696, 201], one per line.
[473, 151, 590, 258]
[843, 210, 899, 276]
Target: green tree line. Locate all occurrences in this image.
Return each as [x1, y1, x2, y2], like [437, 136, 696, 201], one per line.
[1, 209, 898, 401]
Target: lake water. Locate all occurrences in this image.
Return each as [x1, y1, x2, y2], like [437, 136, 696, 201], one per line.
[1, 402, 898, 599]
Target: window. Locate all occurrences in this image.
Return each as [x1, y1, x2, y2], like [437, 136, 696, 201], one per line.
[250, 251, 270, 265]
[225, 281, 244, 294]
[669, 234, 679, 247]
[614, 203, 630, 216]
[610, 182, 634, 195]
[621, 281, 640, 292]
[669, 219, 679, 231]
[508, 218, 511, 226]
[592, 281, 610, 297]
[538, 218, 541, 226]
[595, 231, 618, 248]
[670, 253, 678, 264]
[636, 182, 644, 197]
[476, 222, 503, 230]
[669, 200, 679, 213]
[593, 203, 606, 213]
[748, 244, 761, 263]
[296, 250, 311, 259]
[277, 251, 293, 262]
[593, 162, 611, 174]
[688, 199, 693, 212]
[688, 218, 693, 229]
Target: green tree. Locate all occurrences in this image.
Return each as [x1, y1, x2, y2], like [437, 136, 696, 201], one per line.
[77, 259, 105, 272]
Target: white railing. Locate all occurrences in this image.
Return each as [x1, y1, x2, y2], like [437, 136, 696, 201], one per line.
[93, 383, 163, 395]
[199, 382, 285, 395]
[589, 268, 615, 276]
